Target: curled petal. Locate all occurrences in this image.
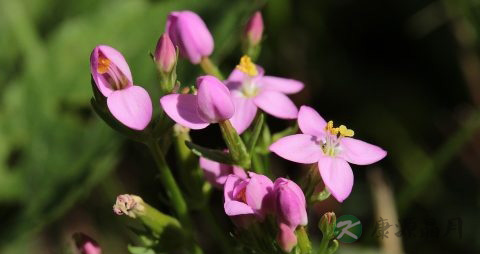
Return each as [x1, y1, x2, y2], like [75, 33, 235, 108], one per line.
[254, 91, 298, 119]
[159, 94, 209, 129]
[196, 75, 235, 123]
[318, 156, 354, 202]
[274, 178, 308, 228]
[260, 76, 304, 94]
[106, 86, 152, 130]
[298, 105, 327, 137]
[339, 137, 387, 165]
[229, 96, 258, 134]
[269, 134, 322, 164]
[224, 174, 244, 201]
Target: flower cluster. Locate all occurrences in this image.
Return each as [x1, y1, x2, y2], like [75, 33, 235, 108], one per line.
[89, 8, 387, 254]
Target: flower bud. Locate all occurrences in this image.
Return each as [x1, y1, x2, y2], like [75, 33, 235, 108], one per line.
[244, 11, 264, 46]
[154, 33, 176, 73]
[166, 11, 214, 64]
[319, 212, 336, 239]
[196, 75, 235, 123]
[276, 223, 297, 253]
[274, 178, 308, 229]
[72, 233, 102, 254]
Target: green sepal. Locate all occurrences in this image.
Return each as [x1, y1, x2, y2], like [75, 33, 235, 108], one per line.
[185, 141, 236, 165]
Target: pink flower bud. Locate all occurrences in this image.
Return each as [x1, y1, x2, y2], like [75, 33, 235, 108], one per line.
[196, 75, 235, 123]
[72, 233, 102, 254]
[154, 33, 176, 73]
[245, 11, 264, 46]
[166, 11, 214, 64]
[276, 223, 297, 253]
[274, 178, 308, 229]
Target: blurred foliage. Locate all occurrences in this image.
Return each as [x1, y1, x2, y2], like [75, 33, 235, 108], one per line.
[1, 0, 480, 253]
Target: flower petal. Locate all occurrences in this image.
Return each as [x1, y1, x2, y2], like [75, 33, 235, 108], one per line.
[106, 86, 152, 130]
[254, 91, 298, 119]
[196, 75, 234, 123]
[229, 96, 258, 134]
[199, 157, 232, 188]
[277, 223, 298, 253]
[259, 76, 304, 94]
[339, 137, 387, 165]
[298, 105, 327, 137]
[224, 200, 255, 216]
[226, 65, 265, 84]
[269, 134, 322, 163]
[224, 174, 243, 201]
[159, 94, 209, 129]
[318, 156, 354, 202]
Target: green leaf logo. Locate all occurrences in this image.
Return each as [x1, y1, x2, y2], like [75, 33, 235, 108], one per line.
[334, 215, 362, 243]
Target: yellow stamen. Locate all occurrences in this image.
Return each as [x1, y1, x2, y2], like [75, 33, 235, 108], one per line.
[325, 120, 354, 137]
[236, 55, 258, 76]
[97, 57, 110, 74]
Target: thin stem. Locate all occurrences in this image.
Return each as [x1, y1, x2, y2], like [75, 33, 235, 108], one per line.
[317, 234, 330, 254]
[147, 139, 190, 227]
[199, 57, 225, 80]
[219, 120, 251, 169]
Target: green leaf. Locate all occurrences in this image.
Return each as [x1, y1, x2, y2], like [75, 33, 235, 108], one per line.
[185, 141, 235, 165]
[247, 113, 265, 155]
[128, 245, 155, 254]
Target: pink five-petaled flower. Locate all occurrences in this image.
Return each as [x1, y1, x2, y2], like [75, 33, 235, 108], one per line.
[270, 106, 387, 202]
[72, 233, 102, 254]
[225, 56, 304, 134]
[160, 75, 234, 129]
[166, 11, 214, 64]
[199, 156, 247, 188]
[90, 45, 152, 130]
[273, 178, 308, 252]
[223, 173, 274, 227]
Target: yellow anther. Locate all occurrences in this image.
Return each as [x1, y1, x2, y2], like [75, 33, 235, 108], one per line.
[97, 57, 110, 74]
[236, 55, 258, 76]
[326, 121, 354, 137]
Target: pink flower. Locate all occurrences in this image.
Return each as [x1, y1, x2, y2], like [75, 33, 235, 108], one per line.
[244, 11, 264, 46]
[273, 178, 308, 228]
[270, 106, 387, 202]
[223, 173, 274, 220]
[160, 75, 234, 129]
[166, 11, 214, 64]
[90, 45, 152, 130]
[154, 33, 176, 73]
[73, 233, 102, 254]
[199, 157, 247, 188]
[225, 56, 304, 134]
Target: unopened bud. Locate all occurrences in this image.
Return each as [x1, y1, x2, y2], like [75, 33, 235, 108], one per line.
[244, 11, 264, 46]
[155, 33, 176, 73]
[319, 212, 336, 238]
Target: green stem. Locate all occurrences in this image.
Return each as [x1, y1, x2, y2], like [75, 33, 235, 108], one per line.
[219, 120, 251, 169]
[317, 234, 329, 254]
[146, 139, 190, 227]
[297, 226, 312, 254]
[199, 57, 225, 80]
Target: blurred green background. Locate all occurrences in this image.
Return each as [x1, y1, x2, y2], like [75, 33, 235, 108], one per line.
[1, 0, 479, 253]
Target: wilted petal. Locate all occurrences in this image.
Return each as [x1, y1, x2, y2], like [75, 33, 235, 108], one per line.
[298, 105, 327, 137]
[318, 156, 354, 203]
[229, 96, 258, 134]
[160, 94, 209, 129]
[106, 86, 152, 130]
[254, 91, 298, 119]
[270, 134, 322, 164]
[196, 75, 234, 123]
[260, 76, 304, 94]
[276, 223, 297, 253]
[339, 137, 387, 165]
